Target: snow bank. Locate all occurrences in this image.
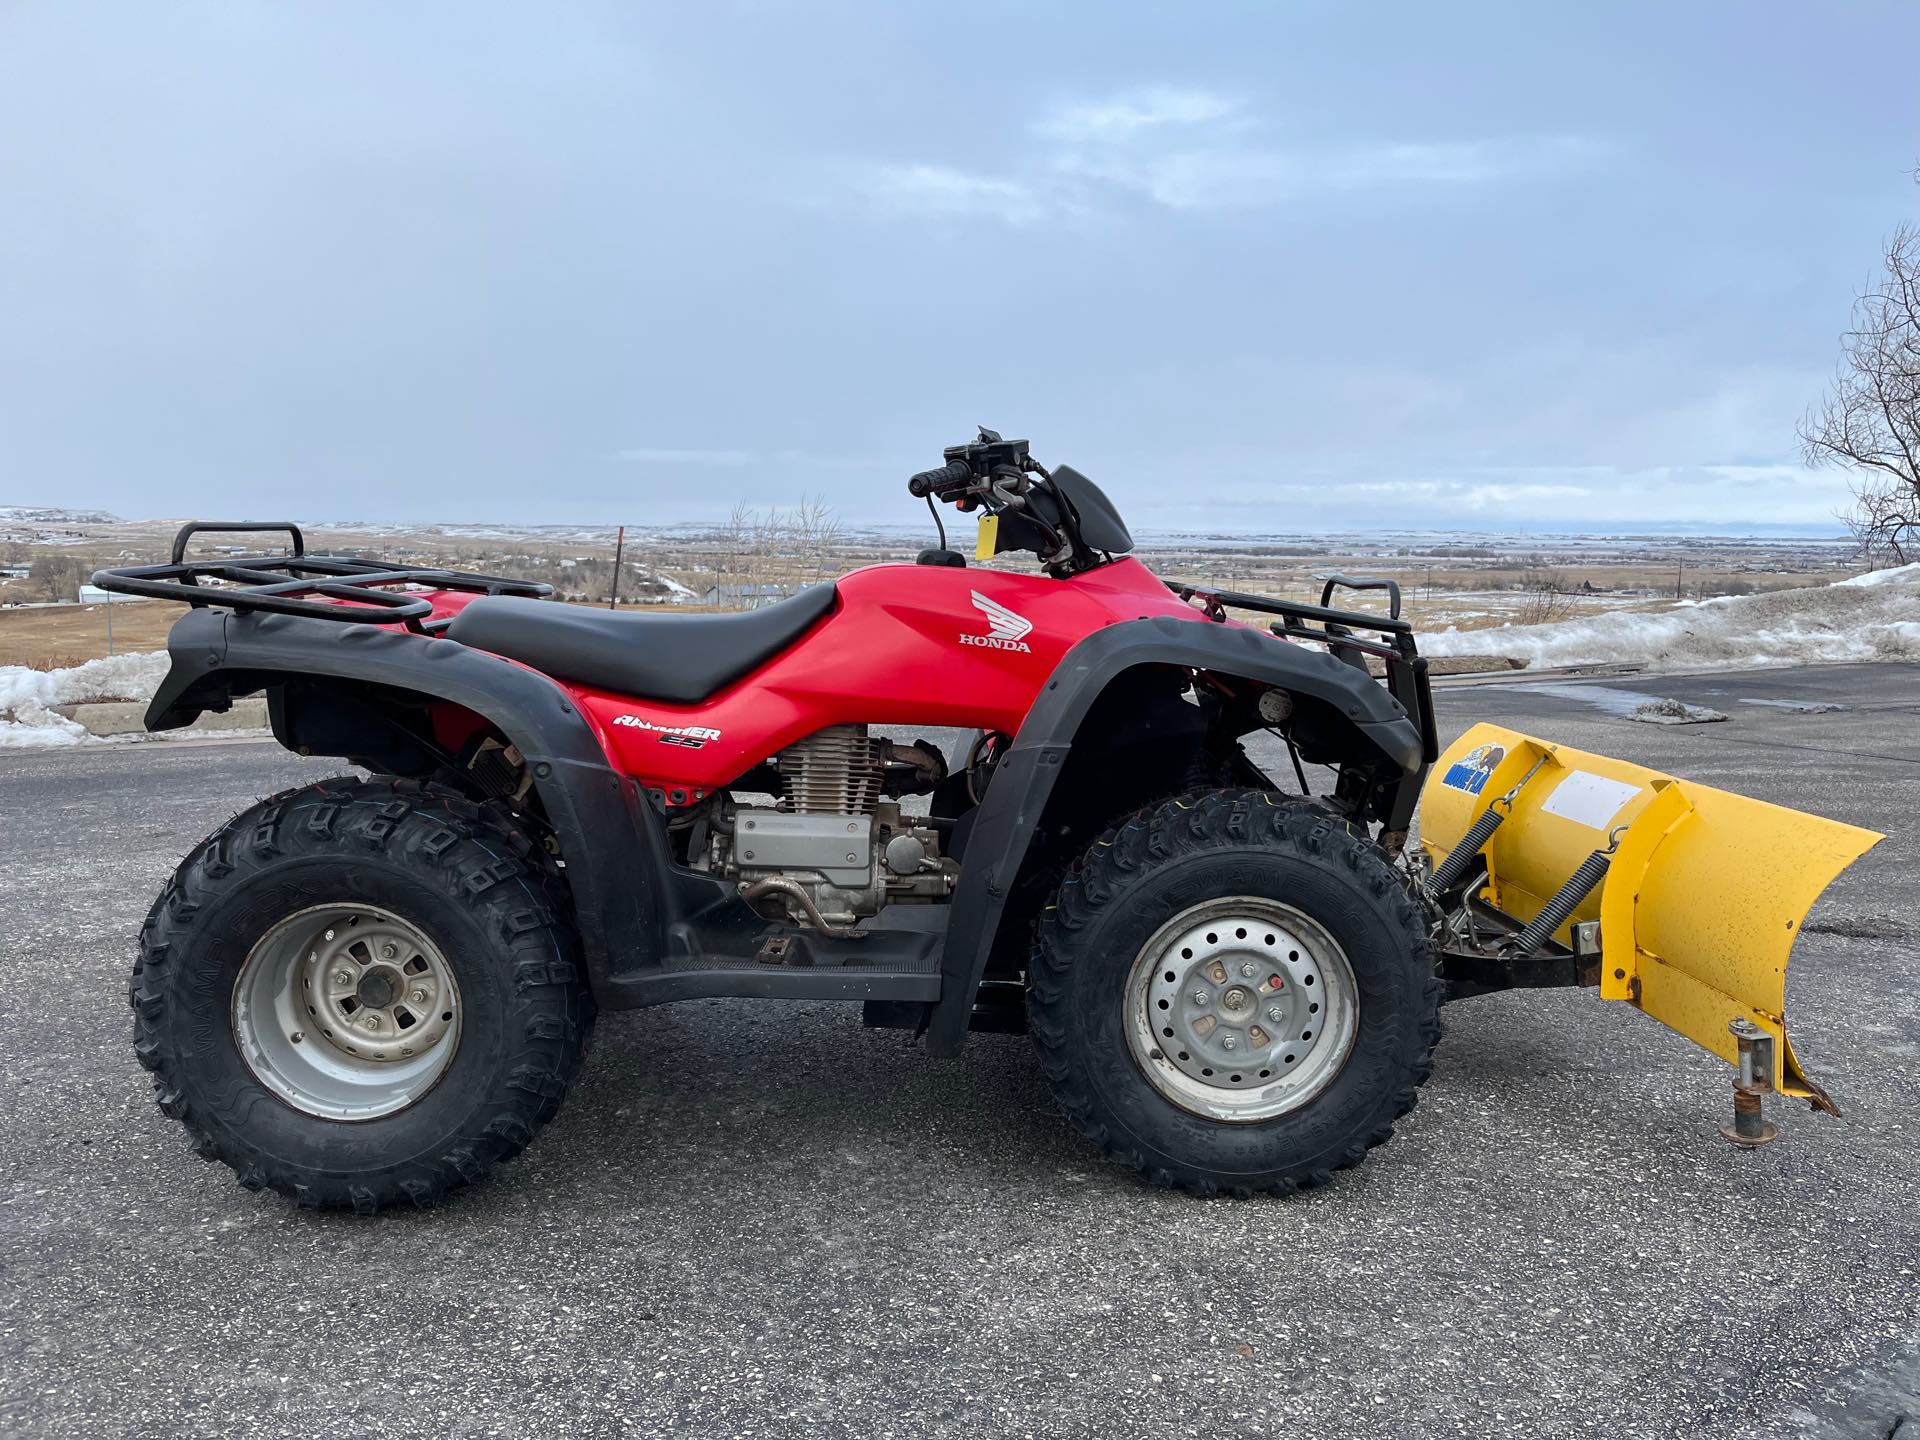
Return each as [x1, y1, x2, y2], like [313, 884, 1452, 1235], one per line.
[1423, 569, 1920, 673]
[1834, 562, 1920, 588]
[654, 572, 700, 603]
[0, 650, 169, 749]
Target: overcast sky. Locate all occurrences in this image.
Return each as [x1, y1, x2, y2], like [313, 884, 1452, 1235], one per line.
[1, 3, 1916, 535]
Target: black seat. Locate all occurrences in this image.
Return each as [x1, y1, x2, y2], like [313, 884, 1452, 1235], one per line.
[446, 584, 838, 704]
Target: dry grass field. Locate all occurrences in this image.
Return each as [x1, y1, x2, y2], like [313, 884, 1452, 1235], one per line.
[0, 602, 181, 669]
[0, 597, 732, 669]
[0, 508, 1860, 672]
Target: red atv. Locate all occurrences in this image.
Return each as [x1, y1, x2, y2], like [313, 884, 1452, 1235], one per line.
[100, 431, 1445, 1211]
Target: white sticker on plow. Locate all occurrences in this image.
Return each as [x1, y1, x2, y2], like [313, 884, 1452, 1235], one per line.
[1540, 770, 1642, 830]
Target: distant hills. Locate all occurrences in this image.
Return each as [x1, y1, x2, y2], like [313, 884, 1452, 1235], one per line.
[0, 506, 122, 525]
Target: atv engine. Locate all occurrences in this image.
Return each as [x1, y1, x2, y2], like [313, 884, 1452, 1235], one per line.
[699, 724, 956, 929]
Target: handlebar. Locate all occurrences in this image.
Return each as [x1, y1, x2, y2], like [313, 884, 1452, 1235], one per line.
[905, 430, 1094, 575]
[907, 459, 975, 499]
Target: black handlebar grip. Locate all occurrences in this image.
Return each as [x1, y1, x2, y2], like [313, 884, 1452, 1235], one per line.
[908, 459, 973, 497]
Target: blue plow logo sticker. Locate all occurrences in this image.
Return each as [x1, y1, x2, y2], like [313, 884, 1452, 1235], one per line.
[1441, 743, 1506, 797]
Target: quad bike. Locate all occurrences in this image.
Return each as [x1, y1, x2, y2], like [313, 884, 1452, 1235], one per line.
[97, 431, 1882, 1211]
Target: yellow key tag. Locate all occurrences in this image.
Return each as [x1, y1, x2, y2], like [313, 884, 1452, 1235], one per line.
[975, 512, 1000, 561]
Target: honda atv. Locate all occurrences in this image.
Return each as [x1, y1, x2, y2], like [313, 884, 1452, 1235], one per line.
[97, 431, 1881, 1212]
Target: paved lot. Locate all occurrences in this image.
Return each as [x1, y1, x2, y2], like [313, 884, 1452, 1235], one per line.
[2, 663, 1916, 1438]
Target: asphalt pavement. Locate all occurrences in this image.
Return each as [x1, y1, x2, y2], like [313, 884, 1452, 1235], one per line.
[1, 662, 1916, 1438]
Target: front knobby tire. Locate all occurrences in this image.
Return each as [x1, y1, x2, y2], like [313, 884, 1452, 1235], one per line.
[1029, 789, 1440, 1196]
[130, 778, 594, 1213]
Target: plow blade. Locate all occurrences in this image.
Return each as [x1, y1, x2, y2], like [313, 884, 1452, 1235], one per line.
[1421, 723, 1882, 1105]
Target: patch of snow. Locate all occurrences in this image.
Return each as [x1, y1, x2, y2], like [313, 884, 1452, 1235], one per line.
[1629, 698, 1728, 725]
[0, 650, 169, 748]
[1834, 562, 1920, 588]
[0, 505, 119, 523]
[1473, 680, 1722, 724]
[0, 709, 88, 748]
[1736, 697, 1846, 713]
[1423, 569, 1920, 672]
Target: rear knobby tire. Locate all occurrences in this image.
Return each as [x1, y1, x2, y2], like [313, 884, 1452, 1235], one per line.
[130, 777, 594, 1213]
[1029, 789, 1440, 1196]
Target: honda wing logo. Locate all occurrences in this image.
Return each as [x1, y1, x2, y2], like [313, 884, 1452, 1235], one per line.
[960, 591, 1033, 653]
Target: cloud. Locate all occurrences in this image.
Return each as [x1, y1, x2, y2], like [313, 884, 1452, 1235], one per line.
[1034, 87, 1239, 144]
[1348, 478, 1597, 510]
[615, 447, 756, 465]
[851, 87, 1608, 222]
[1127, 458, 1856, 532]
[1313, 135, 1608, 191]
[1468, 466, 1845, 525]
[851, 163, 1039, 225]
[614, 446, 891, 471]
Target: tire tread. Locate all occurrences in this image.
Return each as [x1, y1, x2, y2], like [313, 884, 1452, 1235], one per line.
[131, 776, 593, 1213]
[1029, 788, 1440, 1196]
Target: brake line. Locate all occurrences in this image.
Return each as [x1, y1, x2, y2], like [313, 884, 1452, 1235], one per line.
[1264, 725, 1312, 796]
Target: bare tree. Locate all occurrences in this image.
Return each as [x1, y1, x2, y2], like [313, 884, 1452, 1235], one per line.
[790, 494, 842, 585]
[712, 502, 754, 608]
[26, 554, 81, 602]
[747, 507, 785, 605]
[1515, 565, 1577, 625]
[1800, 175, 1920, 562]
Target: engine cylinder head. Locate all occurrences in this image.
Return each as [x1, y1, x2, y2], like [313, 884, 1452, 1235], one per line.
[778, 724, 882, 814]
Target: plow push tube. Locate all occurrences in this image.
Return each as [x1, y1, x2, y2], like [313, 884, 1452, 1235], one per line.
[1421, 723, 1883, 1107]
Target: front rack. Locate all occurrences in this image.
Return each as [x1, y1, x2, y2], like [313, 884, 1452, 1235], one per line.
[91, 521, 551, 630]
[1167, 574, 1439, 764]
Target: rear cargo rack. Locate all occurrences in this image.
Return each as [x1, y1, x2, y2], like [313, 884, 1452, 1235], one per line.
[1166, 575, 1439, 764]
[91, 521, 551, 631]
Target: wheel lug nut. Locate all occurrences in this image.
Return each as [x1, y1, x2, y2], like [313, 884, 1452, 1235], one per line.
[334, 969, 353, 986]
[410, 988, 427, 1003]
[363, 1014, 381, 1031]
[1240, 963, 1256, 978]
[1192, 990, 1211, 1006]
[381, 943, 398, 960]
[1266, 1006, 1283, 1023]
[1221, 1036, 1237, 1051]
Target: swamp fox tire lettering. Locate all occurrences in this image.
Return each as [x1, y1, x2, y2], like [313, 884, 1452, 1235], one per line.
[130, 777, 594, 1212]
[1028, 789, 1441, 1196]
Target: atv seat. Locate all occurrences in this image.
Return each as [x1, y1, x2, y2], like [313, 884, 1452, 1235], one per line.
[445, 584, 838, 705]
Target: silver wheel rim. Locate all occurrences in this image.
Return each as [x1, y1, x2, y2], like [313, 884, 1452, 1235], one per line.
[231, 903, 462, 1122]
[1126, 896, 1359, 1123]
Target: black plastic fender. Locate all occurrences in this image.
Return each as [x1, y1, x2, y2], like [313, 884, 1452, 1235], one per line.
[924, 616, 1424, 1056]
[147, 607, 671, 995]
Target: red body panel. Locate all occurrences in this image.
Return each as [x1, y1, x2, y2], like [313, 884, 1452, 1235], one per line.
[433, 558, 1211, 799]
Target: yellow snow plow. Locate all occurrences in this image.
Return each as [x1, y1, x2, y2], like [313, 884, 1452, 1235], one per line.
[1420, 723, 1882, 1143]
